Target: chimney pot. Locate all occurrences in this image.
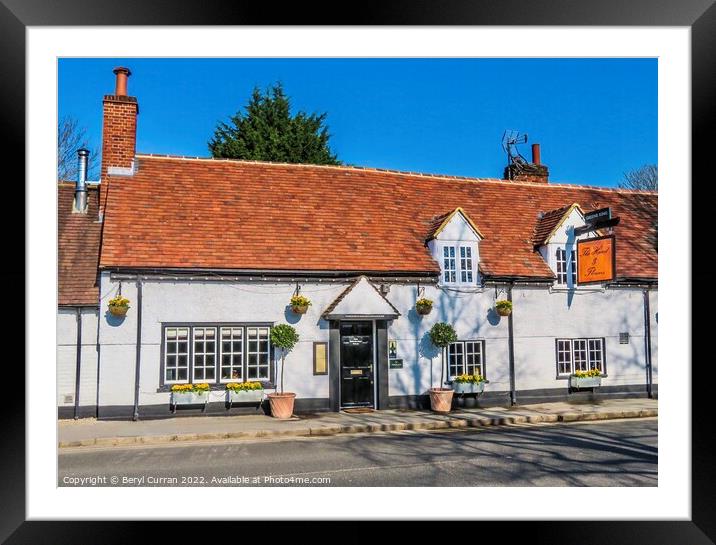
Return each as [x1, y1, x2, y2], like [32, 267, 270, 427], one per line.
[531, 143, 541, 165]
[113, 66, 132, 96]
[74, 148, 89, 213]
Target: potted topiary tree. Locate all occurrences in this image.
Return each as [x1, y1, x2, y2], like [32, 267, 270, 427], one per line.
[428, 322, 458, 413]
[268, 323, 300, 419]
[495, 299, 512, 317]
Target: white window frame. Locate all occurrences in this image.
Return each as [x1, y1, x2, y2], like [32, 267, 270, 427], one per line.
[162, 323, 273, 387]
[219, 327, 244, 383]
[442, 243, 476, 286]
[192, 327, 217, 382]
[555, 338, 606, 377]
[164, 327, 190, 384]
[447, 339, 486, 379]
[556, 248, 567, 284]
[246, 326, 271, 381]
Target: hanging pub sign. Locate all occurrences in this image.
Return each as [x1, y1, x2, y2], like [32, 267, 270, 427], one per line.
[577, 235, 616, 285]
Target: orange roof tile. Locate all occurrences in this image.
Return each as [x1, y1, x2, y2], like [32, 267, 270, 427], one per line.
[58, 183, 101, 306]
[99, 156, 657, 281]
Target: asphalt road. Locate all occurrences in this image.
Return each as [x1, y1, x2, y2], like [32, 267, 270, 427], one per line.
[58, 418, 657, 487]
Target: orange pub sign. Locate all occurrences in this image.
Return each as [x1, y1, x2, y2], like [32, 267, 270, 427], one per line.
[576, 235, 616, 285]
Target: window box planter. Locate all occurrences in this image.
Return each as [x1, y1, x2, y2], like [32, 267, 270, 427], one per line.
[226, 388, 264, 404]
[453, 381, 486, 394]
[170, 384, 210, 412]
[569, 375, 602, 389]
[171, 391, 209, 406]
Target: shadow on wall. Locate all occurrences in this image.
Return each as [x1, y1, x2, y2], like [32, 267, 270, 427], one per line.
[283, 305, 302, 325]
[104, 310, 126, 327]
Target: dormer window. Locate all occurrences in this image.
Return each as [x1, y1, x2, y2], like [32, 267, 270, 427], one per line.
[426, 208, 484, 287]
[556, 248, 576, 285]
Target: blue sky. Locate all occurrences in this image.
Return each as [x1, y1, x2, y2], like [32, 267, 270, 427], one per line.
[58, 58, 656, 186]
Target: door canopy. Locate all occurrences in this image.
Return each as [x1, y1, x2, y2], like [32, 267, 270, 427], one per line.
[322, 276, 401, 320]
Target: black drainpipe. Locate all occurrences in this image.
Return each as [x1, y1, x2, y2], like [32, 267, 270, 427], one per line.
[507, 283, 517, 406]
[132, 278, 143, 421]
[643, 288, 653, 399]
[73, 308, 82, 419]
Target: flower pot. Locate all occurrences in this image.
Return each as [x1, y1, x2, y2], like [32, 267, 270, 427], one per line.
[429, 388, 454, 413]
[227, 389, 264, 403]
[268, 392, 296, 419]
[172, 391, 209, 405]
[471, 381, 485, 394]
[453, 382, 471, 394]
[292, 305, 309, 315]
[416, 305, 432, 316]
[570, 376, 602, 390]
[496, 306, 511, 317]
[109, 304, 129, 317]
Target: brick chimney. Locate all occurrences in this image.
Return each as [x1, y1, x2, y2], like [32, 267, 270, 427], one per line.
[504, 143, 549, 183]
[100, 67, 138, 216]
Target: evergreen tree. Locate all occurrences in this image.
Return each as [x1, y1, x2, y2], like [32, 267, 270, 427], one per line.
[208, 83, 341, 165]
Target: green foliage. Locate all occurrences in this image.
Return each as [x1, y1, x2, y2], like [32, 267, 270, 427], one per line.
[495, 300, 512, 311]
[573, 369, 602, 378]
[226, 381, 263, 391]
[108, 295, 130, 307]
[270, 324, 299, 352]
[429, 322, 458, 349]
[415, 298, 433, 311]
[208, 82, 341, 165]
[290, 294, 312, 307]
[453, 373, 486, 384]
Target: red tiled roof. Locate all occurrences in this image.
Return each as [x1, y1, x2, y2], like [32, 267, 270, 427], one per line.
[532, 203, 580, 247]
[58, 183, 101, 306]
[99, 156, 658, 281]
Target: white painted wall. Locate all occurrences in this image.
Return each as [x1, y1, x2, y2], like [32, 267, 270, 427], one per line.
[57, 307, 99, 410]
[95, 271, 658, 412]
[512, 286, 652, 392]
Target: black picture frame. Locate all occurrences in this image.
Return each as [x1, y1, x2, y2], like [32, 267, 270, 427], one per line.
[4, 0, 709, 542]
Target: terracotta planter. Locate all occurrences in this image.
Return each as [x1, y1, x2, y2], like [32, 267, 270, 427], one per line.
[496, 306, 512, 317]
[429, 388, 454, 413]
[109, 304, 129, 317]
[416, 305, 432, 316]
[268, 392, 296, 419]
[292, 305, 309, 315]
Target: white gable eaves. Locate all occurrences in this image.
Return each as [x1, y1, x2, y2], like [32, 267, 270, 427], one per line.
[322, 276, 401, 320]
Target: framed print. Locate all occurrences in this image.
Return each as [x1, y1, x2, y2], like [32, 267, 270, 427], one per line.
[3, 0, 712, 542]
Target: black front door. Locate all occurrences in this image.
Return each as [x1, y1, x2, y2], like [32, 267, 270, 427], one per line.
[340, 321, 374, 407]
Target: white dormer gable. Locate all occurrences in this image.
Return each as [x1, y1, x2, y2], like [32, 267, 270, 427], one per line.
[426, 208, 484, 286]
[535, 203, 601, 288]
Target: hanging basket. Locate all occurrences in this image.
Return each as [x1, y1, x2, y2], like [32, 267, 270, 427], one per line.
[108, 304, 129, 317]
[496, 306, 512, 317]
[292, 305, 309, 315]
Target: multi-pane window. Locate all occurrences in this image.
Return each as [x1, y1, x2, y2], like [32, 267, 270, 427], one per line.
[164, 327, 189, 383]
[163, 324, 271, 385]
[247, 326, 271, 380]
[443, 245, 475, 284]
[220, 327, 243, 381]
[443, 246, 457, 283]
[555, 338, 605, 376]
[556, 248, 577, 285]
[192, 327, 216, 381]
[448, 340, 486, 378]
[460, 246, 473, 283]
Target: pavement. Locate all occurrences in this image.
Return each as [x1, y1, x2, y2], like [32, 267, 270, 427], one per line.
[58, 398, 657, 449]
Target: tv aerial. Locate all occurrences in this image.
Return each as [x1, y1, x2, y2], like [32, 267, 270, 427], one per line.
[501, 130, 529, 167]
